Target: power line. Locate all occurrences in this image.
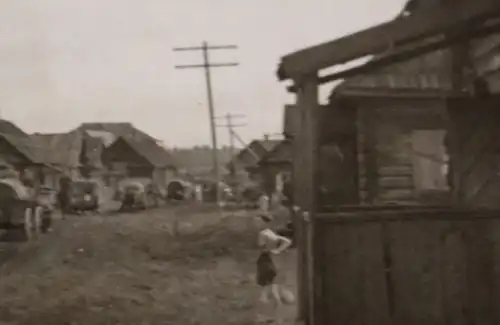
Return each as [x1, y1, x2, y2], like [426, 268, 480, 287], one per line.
[173, 41, 238, 204]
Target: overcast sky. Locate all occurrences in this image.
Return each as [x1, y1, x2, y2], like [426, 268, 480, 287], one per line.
[0, 0, 406, 147]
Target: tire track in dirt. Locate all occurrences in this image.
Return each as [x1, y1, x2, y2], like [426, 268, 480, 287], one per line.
[0, 204, 184, 269]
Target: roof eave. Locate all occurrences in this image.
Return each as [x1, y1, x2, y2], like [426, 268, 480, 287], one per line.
[277, 0, 500, 81]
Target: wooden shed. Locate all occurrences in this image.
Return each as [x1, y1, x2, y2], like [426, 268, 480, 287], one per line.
[277, 1, 500, 324]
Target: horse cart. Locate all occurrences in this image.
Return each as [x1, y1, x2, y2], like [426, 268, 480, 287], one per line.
[277, 1, 500, 324]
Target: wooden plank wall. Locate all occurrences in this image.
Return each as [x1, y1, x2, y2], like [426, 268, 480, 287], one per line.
[316, 209, 500, 325]
[452, 34, 500, 207]
[471, 33, 500, 92]
[447, 98, 500, 207]
[356, 100, 447, 204]
[317, 102, 359, 207]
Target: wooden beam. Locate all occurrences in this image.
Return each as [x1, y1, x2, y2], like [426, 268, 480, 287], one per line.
[290, 103, 305, 321]
[287, 21, 500, 92]
[295, 75, 320, 325]
[278, 0, 500, 80]
[292, 76, 320, 324]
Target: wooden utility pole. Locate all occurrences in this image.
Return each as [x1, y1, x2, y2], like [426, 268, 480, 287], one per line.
[174, 42, 238, 204]
[216, 113, 246, 177]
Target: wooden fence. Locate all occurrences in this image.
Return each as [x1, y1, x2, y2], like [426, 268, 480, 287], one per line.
[298, 206, 500, 325]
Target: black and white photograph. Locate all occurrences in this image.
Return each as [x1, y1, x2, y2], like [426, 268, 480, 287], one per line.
[1, 0, 500, 324]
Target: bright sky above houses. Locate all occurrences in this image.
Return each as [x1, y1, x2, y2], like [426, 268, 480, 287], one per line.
[0, 0, 406, 147]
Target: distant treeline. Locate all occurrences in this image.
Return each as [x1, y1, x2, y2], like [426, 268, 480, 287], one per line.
[170, 146, 239, 173]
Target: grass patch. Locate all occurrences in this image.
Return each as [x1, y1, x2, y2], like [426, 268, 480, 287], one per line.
[0, 207, 296, 325]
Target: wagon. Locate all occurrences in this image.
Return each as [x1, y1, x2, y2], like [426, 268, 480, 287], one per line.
[277, 1, 500, 324]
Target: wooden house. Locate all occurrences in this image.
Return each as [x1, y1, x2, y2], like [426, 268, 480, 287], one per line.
[101, 135, 178, 189]
[226, 137, 281, 182]
[277, 0, 500, 324]
[325, 49, 453, 205]
[33, 130, 104, 186]
[0, 120, 65, 189]
[43, 122, 179, 189]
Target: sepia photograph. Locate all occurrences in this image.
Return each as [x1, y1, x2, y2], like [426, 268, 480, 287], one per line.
[1, 0, 500, 324]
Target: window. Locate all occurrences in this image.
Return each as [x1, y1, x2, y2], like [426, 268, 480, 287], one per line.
[410, 130, 449, 191]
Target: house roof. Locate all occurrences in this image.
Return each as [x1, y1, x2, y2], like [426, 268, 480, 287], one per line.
[0, 120, 30, 138]
[32, 131, 83, 167]
[0, 133, 46, 164]
[330, 42, 453, 99]
[259, 139, 292, 165]
[30, 122, 166, 169]
[32, 130, 112, 169]
[327, 0, 500, 100]
[111, 136, 178, 168]
[228, 139, 281, 169]
[277, 0, 500, 80]
[84, 130, 117, 147]
[258, 139, 281, 152]
[0, 119, 53, 165]
[77, 122, 157, 142]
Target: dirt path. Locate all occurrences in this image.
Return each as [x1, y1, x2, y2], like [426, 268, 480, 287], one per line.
[0, 206, 297, 325]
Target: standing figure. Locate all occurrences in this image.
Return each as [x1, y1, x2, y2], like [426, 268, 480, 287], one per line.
[194, 184, 203, 203]
[255, 214, 292, 324]
[21, 177, 42, 239]
[57, 187, 69, 219]
[257, 191, 270, 215]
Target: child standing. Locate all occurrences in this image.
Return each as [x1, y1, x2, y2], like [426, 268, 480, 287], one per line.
[255, 213, 292, 324]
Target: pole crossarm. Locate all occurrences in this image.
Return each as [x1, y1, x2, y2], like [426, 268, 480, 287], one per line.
[174, 45, 238, 51]
[175, 63, 239, 69]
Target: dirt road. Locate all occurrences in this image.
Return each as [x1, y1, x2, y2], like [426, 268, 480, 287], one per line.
[0, 206, 297, 325]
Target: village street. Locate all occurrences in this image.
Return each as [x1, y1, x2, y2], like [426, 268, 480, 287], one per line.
[0, 205, 297, 325]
